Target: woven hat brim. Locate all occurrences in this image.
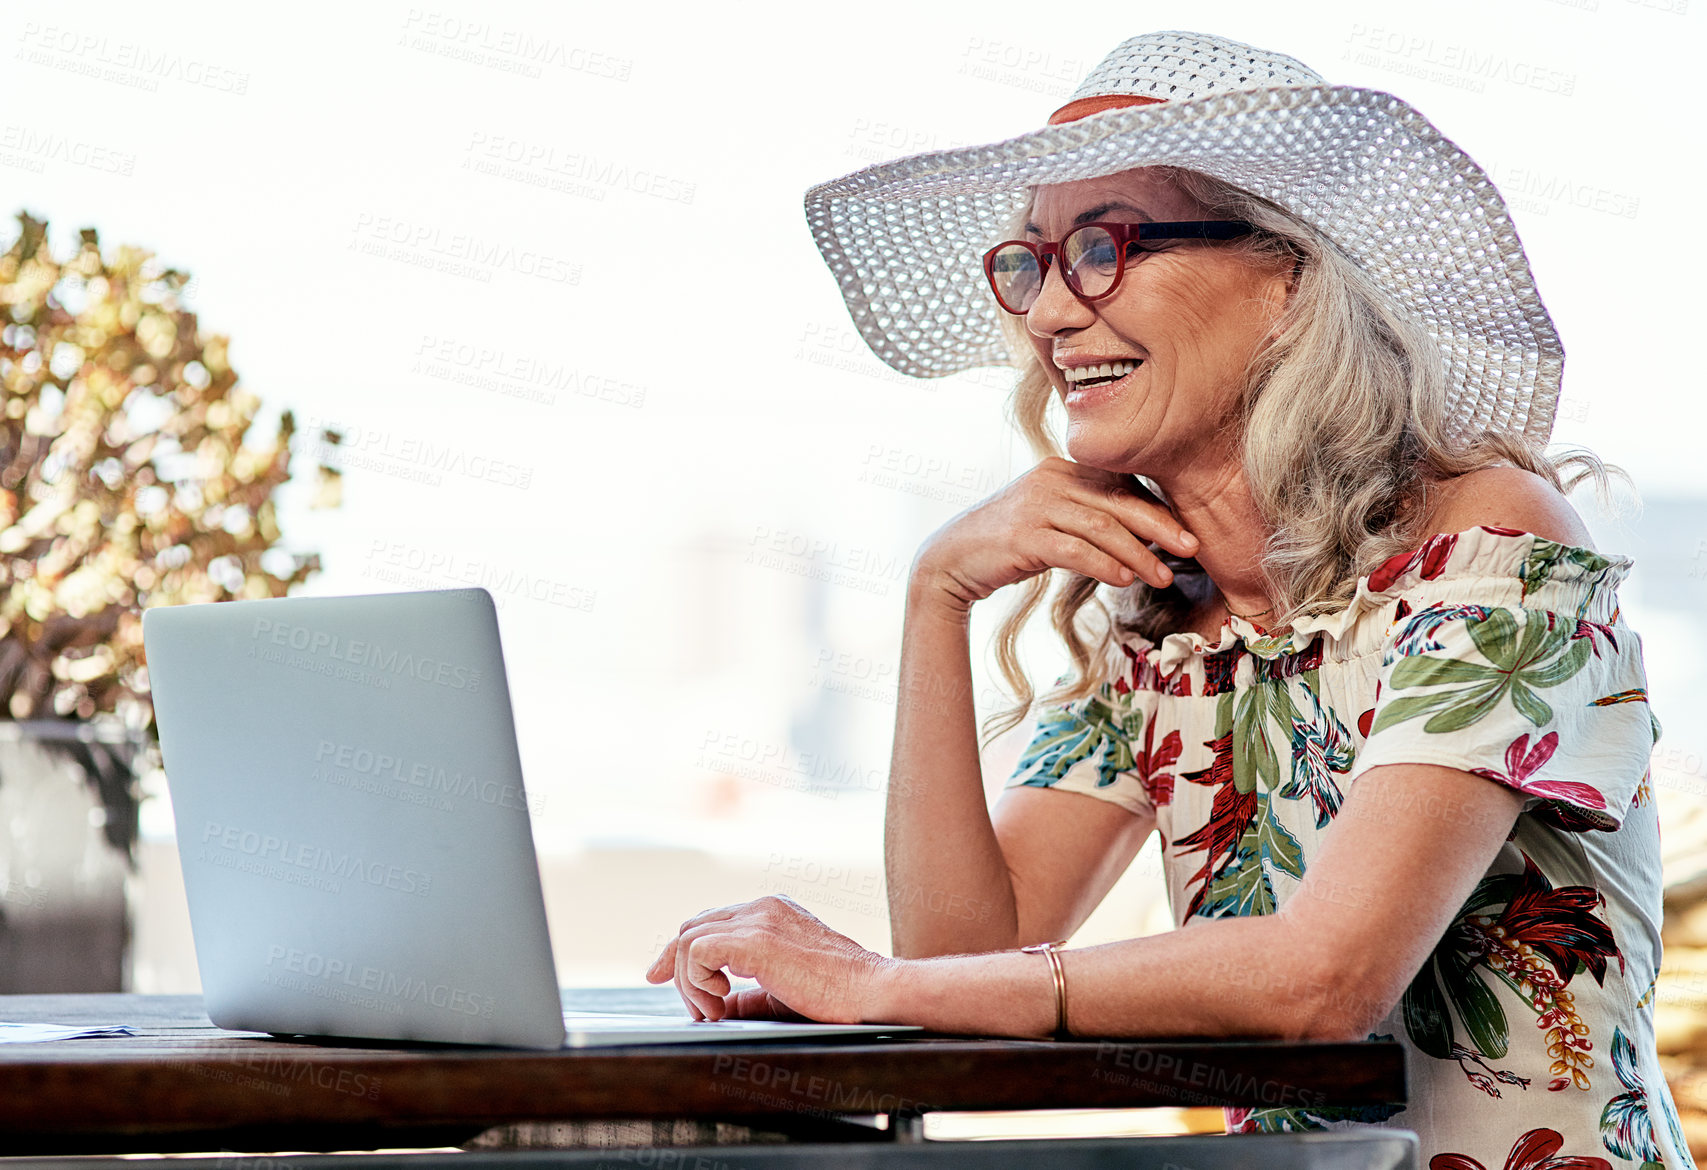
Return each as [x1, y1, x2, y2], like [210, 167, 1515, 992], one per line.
[804, 83, 1562, 445]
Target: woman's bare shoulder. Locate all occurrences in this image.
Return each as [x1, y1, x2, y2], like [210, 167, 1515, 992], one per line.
[1419, 464, 1595, 550]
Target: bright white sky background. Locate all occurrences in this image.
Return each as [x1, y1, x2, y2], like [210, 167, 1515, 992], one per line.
[4, 0, 1703, 892]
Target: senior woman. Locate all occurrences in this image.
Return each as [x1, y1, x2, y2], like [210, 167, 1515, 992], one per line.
[646, 30, 1691, 1166]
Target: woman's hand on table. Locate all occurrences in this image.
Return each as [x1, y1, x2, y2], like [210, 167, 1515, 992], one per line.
[644, 894, 900, 1023]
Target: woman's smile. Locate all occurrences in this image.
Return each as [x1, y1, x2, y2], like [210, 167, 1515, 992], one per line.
[1063, 359, 1146, 408]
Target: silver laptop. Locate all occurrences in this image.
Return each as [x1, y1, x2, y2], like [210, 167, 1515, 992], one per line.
[142, 588, 920, 1049]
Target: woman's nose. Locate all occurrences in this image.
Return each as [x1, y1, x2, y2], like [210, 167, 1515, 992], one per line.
[1025, 259, 1096, 336]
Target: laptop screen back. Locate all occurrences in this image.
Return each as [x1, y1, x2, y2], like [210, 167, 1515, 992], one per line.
[143, 588, 567, 1048]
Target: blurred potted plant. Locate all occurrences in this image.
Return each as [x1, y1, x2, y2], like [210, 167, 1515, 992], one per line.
[0, 211, 340, 990]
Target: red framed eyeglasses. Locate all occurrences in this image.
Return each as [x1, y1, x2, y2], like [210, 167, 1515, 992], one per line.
[981, 220, 1258, 315]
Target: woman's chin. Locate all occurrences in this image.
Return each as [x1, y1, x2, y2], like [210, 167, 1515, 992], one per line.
[1063, 431, 1144, 473]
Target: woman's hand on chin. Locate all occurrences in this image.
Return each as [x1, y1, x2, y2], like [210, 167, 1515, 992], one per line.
[644, 894, 902, 1024]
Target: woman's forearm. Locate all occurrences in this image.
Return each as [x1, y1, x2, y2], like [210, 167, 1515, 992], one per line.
[884, 574, 1020, 957]
[870, 912, 1368, 1044]
[860, 758, 1536, 1051]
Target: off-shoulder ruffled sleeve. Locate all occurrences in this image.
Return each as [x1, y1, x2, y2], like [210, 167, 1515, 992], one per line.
[1003, 657, 1158, 819]
[1349, 527, 1663, 833]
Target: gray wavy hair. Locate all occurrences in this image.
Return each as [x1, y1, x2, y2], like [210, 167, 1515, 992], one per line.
[979, 165, 1629, 751]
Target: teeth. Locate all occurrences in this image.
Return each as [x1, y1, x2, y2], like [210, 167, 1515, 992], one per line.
[1064, 360, 1142, 383]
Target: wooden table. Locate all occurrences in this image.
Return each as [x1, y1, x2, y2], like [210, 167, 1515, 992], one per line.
[0, 988, 1407, 1155]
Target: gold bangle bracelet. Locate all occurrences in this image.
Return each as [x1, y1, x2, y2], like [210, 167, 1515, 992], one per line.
[1019, 939, 1070, 1039]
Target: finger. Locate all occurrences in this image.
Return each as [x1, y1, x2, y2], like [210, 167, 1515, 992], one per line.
[672, 926, 730, 1021]
[663, 907, 740, 968]
[1119, 474, 1167, 506]
[1062, 497, 1192, 585]
[1040, 521, 1172, 590]
[1044, 457, 1153, 498]
[670, 932, 699, 1017]
[1049, 465, 1194, 556]
[679, 965, 726, 1023]
[677, 904, 746, 933]
[684, 935, 735, 1021]
[1077, 481, 1198, 559]
[675, 954, 705, 1021]
[664, 911, 741, 1012]
[667, 902, 771, 1019]
[1032, 490, 1181, 587]
[725, 986, 811, 1022]
[644, 937, 677, 983]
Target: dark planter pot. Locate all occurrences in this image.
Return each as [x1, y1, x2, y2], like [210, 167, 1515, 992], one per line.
[0, 718, 147, 992]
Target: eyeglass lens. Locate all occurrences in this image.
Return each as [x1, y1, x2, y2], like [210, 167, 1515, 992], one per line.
[989, 225, 1132, 313]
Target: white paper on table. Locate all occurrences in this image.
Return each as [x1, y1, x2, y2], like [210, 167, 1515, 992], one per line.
[0, 1022, 138, 1043]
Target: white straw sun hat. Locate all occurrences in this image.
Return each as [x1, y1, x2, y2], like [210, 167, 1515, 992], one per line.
[804, 29, 1564, 444]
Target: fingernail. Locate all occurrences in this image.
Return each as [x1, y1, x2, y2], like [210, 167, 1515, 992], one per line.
[1179, 531, 1198, 550]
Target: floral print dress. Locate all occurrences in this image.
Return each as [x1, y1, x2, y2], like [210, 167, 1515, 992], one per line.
[1006, 525, 1695, 1169]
